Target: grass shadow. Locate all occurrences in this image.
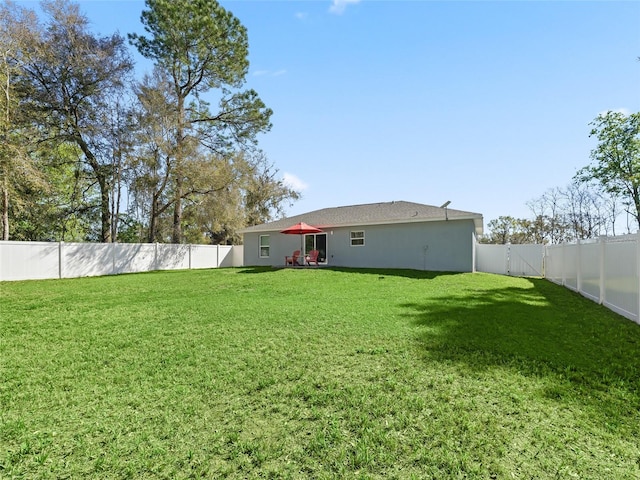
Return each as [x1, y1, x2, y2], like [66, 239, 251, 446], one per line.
[237, 266, 461, 279]
[235, 266, 275, 274]
[324, 267, 461, 279]
[404, 277, 640, 401]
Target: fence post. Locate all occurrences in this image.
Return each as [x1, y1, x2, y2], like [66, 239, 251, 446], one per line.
[58, 241, 63, 279]
[472, 233, 476, 273]
[637, 233, 640, 324]
[188, 244, 192, 270]
[599, 236, 606, 306]
[561, 243, 566, 286]
[576, 239, 582, 294]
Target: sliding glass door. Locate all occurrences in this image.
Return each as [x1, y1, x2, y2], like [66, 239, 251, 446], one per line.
[304, 233, 327, 263]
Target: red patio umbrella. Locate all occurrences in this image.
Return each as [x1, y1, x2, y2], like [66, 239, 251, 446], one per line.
[280, 222, 323, 261]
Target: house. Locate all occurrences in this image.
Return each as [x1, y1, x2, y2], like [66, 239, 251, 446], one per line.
[239, 201, 483, 271]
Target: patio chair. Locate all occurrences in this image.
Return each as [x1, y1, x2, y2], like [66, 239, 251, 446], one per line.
[285, 250, 301, 266]
[305, 249, 320, 266]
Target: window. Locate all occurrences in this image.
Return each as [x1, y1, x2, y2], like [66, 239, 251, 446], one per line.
[350, 230, 365, 246]
[259, 235, 270, 257]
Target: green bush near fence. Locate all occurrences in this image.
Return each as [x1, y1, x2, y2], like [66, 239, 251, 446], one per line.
[1, 268, 640, 479]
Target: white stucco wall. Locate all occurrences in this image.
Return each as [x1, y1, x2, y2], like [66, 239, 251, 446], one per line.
[243, 219, 477, 272]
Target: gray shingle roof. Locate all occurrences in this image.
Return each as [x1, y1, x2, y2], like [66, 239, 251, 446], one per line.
[240, 201, 483, 234]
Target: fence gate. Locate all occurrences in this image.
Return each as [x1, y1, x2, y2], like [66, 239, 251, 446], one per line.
[508, 244, 545, 276]
[475, 243, 545, 277]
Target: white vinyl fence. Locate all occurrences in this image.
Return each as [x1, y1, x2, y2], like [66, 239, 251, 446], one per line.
[545, 235, 640, 323]
[475, 243, 545, 277]
[0, 241, 243, 282]
[475, 234, 640, 324]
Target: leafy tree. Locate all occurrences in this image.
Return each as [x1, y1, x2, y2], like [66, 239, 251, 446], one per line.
[241, 151, 300, 227]
[129, 68, 178, 243]
[194, 185, 244, 244]
[129, 68, 296, 244]
[129, 0, 272, 243]
[481, 216, 534, 244]
[102, 94, 137, 242]
[0, 0, 294, 243]
[577, 111, 640, 230]
[130, 68, 241, 243]
[0, 1, 45, 240]
[20, 0, 134, 242]
[188, 151, 300, 244]
[482, 216, 519, 244]
[9, 143, 97, 241]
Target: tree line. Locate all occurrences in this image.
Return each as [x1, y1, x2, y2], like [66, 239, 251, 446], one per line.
[0, 0, 299, 244]
[482, 111, 640, 244]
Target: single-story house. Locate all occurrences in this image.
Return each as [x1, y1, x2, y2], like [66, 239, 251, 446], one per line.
[239, 201, 483, 271]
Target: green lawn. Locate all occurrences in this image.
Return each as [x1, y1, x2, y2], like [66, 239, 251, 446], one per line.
[1, 267, 639, 479]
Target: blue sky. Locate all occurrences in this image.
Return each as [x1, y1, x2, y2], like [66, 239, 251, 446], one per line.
[24, 0, 640, 225]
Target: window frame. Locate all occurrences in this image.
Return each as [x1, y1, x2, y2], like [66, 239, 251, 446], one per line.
[350, 230, 365, 247]
[259, 235, 270, 257]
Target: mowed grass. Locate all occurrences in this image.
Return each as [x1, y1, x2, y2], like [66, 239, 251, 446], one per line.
[1, 267, 640, 479]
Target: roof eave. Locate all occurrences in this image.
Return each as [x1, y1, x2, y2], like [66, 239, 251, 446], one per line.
[240, 215, 484, 235]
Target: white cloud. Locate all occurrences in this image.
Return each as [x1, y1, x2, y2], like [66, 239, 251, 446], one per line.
[283, 173, 308, 192]
[329, 0, 361, 15]
[294, 12, 308, 20]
